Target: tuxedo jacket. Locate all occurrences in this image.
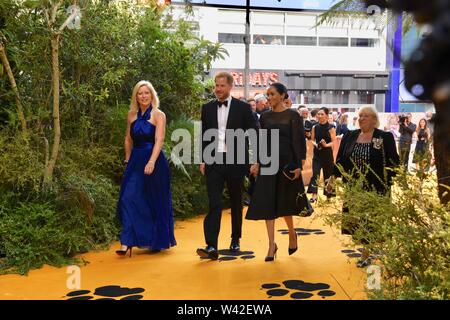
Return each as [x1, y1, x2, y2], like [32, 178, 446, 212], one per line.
[334, 128, 400, 194]
[201, 97, 259, 177]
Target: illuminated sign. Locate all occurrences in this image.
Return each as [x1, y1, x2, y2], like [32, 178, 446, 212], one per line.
[229, 71, 279, 87]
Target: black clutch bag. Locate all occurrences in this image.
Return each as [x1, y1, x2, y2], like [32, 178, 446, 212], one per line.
[282, 163, 299, 180]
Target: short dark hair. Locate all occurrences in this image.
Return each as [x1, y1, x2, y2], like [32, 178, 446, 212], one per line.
[310, 109, 318, 117]
[270, 82, 288, 99]
[319, 107, 330, 115]
[297, 105, 307, 110]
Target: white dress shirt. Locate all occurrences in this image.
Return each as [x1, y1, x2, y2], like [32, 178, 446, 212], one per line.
[217, 95, 232, 153]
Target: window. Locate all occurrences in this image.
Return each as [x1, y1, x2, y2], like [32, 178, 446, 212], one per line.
[253, 34, 285, 45]
[303, 91, 322, 104]
[357, 91, 374, 104]
[318, 37, 349, 47]
[218, 33, 245, 44]
[322, 91, 349, 104]
[348, 91, 375, 104]
[351, 38, 379, 47]
[286, 36, 317, 46]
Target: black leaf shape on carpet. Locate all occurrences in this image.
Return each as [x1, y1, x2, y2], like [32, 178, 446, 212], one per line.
[66, 285, 145, 300]
[67, 290, 91, 297]
[200, 249, 256, 262]
[278, 228, 325, 236]
[341, 248, 364, 259]
[94, 285, 145, 297]
[261, 280, 336, 300]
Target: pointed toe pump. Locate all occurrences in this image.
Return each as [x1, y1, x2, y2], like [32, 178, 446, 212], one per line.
[265, 243, 278, 262]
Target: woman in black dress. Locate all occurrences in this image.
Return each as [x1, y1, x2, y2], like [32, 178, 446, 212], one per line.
[307, 107, 336, 203]
[332, 106, 400, 267]
[246, 83, 307, 262]
[413, 118, 431, 172]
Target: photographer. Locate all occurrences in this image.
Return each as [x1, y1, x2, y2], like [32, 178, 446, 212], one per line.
[399, 113, 417, 168]
[298, 106, 313, 139]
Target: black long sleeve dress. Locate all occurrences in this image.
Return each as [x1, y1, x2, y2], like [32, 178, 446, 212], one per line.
[246, 108, 308, 220]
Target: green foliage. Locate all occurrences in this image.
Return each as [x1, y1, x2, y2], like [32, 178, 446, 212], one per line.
[0, 171, 120, 275]
[0, 132, 44, 192]
[317, 0, 417, 36]
[164, 116, 208, 219]
[321, 168, 450, 299]
[0, 1, 227, 274]
[55, 173, 120, 247]
[0, 192, 86, 275]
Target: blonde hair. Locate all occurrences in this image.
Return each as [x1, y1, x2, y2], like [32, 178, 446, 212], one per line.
[339, 113, 348, 125]
[130, 80, 160, 113]
[358, 105, 380, 128]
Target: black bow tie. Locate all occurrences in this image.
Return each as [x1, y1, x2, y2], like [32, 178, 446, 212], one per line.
[217, 100, 228, 108]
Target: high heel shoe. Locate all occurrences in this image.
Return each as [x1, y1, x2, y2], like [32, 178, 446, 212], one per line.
[116, 246, 133, 257]
[265, 243, 278, 262]
[288, 233, 298, 256]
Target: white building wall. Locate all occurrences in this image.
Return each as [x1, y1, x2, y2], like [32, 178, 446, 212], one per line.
[212, 45, 385, 71]
[173, 6, 388, 72]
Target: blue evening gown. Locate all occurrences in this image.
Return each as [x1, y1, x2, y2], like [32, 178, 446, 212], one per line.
[117, 106, 176, 250]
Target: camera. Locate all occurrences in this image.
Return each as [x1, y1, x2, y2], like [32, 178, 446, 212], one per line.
[304, 121, 313, 133]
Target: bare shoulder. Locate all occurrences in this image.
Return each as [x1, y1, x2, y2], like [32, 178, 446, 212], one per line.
[153, 109, 166, 122]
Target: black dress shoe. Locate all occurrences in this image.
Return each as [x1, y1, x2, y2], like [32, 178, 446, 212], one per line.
[229, 239, 240, 252]
[196, 246, 219, 260]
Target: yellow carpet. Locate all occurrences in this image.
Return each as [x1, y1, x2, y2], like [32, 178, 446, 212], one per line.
[0, 205, 367, 300]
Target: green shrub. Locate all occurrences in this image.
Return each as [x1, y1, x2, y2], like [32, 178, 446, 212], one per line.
[321, 168, 450, 299]
[0, 192, 86, 275]
[0, 133, 44, 192]
[0, 1, 226, 275]
[0, 172, 121, 275]
[55, 173, 121, 248]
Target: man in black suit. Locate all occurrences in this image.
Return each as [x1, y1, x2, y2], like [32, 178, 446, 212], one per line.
[197, 72, 259, 260]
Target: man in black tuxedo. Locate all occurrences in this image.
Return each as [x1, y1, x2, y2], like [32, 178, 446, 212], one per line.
[197, 72, 259, 260]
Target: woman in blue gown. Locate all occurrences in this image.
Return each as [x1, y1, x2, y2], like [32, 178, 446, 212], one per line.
[116, 80, 176, 257]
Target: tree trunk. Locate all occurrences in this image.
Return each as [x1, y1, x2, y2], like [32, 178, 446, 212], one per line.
[0, 40, 27, 134]
[43, 33, 62, 187]
[433, 99, 450, 204]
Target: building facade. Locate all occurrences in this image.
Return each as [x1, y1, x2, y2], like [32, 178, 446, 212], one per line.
[172, 2, 392, 112]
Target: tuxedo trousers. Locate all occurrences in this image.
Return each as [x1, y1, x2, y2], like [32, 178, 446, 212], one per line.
[204, 163, 244, 249]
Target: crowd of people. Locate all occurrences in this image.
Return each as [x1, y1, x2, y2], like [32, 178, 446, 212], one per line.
[114, 73, 435, 268]
[244, 91, 435, 174]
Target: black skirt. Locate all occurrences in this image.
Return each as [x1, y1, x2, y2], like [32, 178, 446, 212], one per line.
[246, 166, 308, 220]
